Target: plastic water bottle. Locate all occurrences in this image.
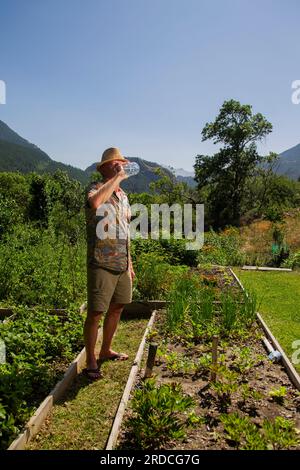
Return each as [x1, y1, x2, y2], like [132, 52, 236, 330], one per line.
[268, 350, 282, 362]
[122, 162, 140, 177]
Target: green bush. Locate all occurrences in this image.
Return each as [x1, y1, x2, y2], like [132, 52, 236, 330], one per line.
[131, 236, 198, 266]
[0, 224, 86, 307]
[282, 251, 300, 269]
[125, 378, 194, 449]
[197, 227, 246, 266]
[134, 252, 188, 300]
[0, 305, 85, 448]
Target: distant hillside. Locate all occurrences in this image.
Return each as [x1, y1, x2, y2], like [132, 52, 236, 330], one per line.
[0, 120, 39, 150]
[161, 165, 197, 187]
[0, 120, 87, 183]
[85, 157, 175, 192]
[277, 143, 300, 180]
[0, 120, 196, 191]
[176, 175, 197, 187]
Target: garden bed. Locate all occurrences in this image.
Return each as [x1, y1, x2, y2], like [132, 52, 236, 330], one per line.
[116, 267, 300, 451]
[0, 303, 86, 450]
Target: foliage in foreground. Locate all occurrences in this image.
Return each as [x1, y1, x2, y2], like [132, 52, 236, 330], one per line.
[165, 273, 257, 340]
[0, 306, 85, 449]
[124, 378, 194, 449]
[221, 413, 299, 450]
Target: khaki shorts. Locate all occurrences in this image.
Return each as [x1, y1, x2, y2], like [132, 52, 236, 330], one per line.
[87, 266, 132, 313]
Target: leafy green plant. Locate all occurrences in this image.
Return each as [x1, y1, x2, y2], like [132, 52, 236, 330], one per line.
[239, 383, 263, 403]
[231, 347, 258, 376]
[163, 351, 197, 376]
[190, 287, 215, 327]
[196, 353, 213, 374]
[283, 251, 300, 269]
[211, 366, 239, 407]
[268, 386, 287, 405]
[134, 252, 188, 301]
[165, 273, 201, 332]
[220, 412, 265, 450]
[240, 289, 258, 326]
[221, 413, 299, 450]
[197, 227, 246, 266]
[126, 378, 194, 449]
[220, 292, 238, 332]
[262, 416, 299, 450]
[186, 411, 206, 427]
[0, 305, 85, 449]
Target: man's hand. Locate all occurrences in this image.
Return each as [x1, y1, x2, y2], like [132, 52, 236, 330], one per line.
[115, 162, 128, 180]
[130, 266, 136, 281]
[129, 258, 135, 281]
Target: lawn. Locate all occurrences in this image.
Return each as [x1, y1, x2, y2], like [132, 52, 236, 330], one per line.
[233, 268, 300, 373]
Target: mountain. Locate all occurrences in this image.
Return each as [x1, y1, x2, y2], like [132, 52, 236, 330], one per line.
[0, 120, 88, 184]
[0, 120, 40, 150]
[276, 143, 300, 180]
[176, 175, 197, 187]
[85, 157, 175, 192]
[173, 168, 194, 178]
[0, 120, 181, 191]
[159, 164, 197, 187]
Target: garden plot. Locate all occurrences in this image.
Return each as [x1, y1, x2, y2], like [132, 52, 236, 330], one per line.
[0, 304, 86, 449]
[116, 267, 300, 451]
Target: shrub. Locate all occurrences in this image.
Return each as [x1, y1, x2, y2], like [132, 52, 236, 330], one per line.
[197, 227, 246, 266]
[134, 252, 188, 300]
[125, 378, 194, 449]
[0, 305, 85, 449]
[0, 224, 86, 307]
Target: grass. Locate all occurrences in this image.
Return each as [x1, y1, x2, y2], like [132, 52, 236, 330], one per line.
[233, 268, 300, 373]
[26, 317, 148, 450]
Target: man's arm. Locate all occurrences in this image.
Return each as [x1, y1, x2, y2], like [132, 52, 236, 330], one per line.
[88, 166, 127, 209]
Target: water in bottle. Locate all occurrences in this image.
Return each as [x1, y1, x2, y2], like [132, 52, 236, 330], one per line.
[122, 162, 140, 177]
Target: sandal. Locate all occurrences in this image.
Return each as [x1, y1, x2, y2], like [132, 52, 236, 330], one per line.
[83, 367, 103, 381]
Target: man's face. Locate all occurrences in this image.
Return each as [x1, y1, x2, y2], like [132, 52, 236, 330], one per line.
[101, 160, 126, 179]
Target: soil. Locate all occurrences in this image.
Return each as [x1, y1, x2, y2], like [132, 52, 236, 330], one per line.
[117, 267, 300, 450]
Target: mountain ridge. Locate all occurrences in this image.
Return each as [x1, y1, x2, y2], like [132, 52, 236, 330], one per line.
[0, 119, 299, 189]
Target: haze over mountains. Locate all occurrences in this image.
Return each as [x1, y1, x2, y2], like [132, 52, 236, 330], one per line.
[0, 119, 299, 191]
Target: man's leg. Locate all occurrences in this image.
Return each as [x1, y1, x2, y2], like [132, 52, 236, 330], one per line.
[99, 302, 128, 360]
[84, 310, 102, 370]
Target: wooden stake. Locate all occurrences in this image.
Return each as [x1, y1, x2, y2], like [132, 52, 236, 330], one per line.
[144, 343, 158, 379]
[211, 335, 219, 382]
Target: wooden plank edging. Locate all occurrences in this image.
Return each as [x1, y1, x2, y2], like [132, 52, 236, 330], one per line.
[105, 310, 157, 450]
[230, 268, 300, 391]
[242, 265, 292, 272]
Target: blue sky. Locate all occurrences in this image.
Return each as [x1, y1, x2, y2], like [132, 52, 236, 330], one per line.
[0, 0, 299, 171]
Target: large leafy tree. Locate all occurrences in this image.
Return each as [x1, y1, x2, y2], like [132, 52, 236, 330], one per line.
[194, 100, 273, 227]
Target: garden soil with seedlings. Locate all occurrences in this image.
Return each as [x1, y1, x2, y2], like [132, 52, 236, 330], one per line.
[117, 267, 300, 451]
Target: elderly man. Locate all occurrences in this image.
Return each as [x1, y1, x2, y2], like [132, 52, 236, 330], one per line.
[84, 147, 135, 380]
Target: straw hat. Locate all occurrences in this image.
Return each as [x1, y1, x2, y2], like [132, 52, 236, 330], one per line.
[96, 147, 128, 171]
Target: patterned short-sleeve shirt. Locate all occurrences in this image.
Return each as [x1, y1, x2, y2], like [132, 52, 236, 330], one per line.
[85, 182, 131, 272]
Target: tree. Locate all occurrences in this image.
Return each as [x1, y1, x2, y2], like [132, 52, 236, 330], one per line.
[149, 168, 197, 205]
[194, 100, 273, 228]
